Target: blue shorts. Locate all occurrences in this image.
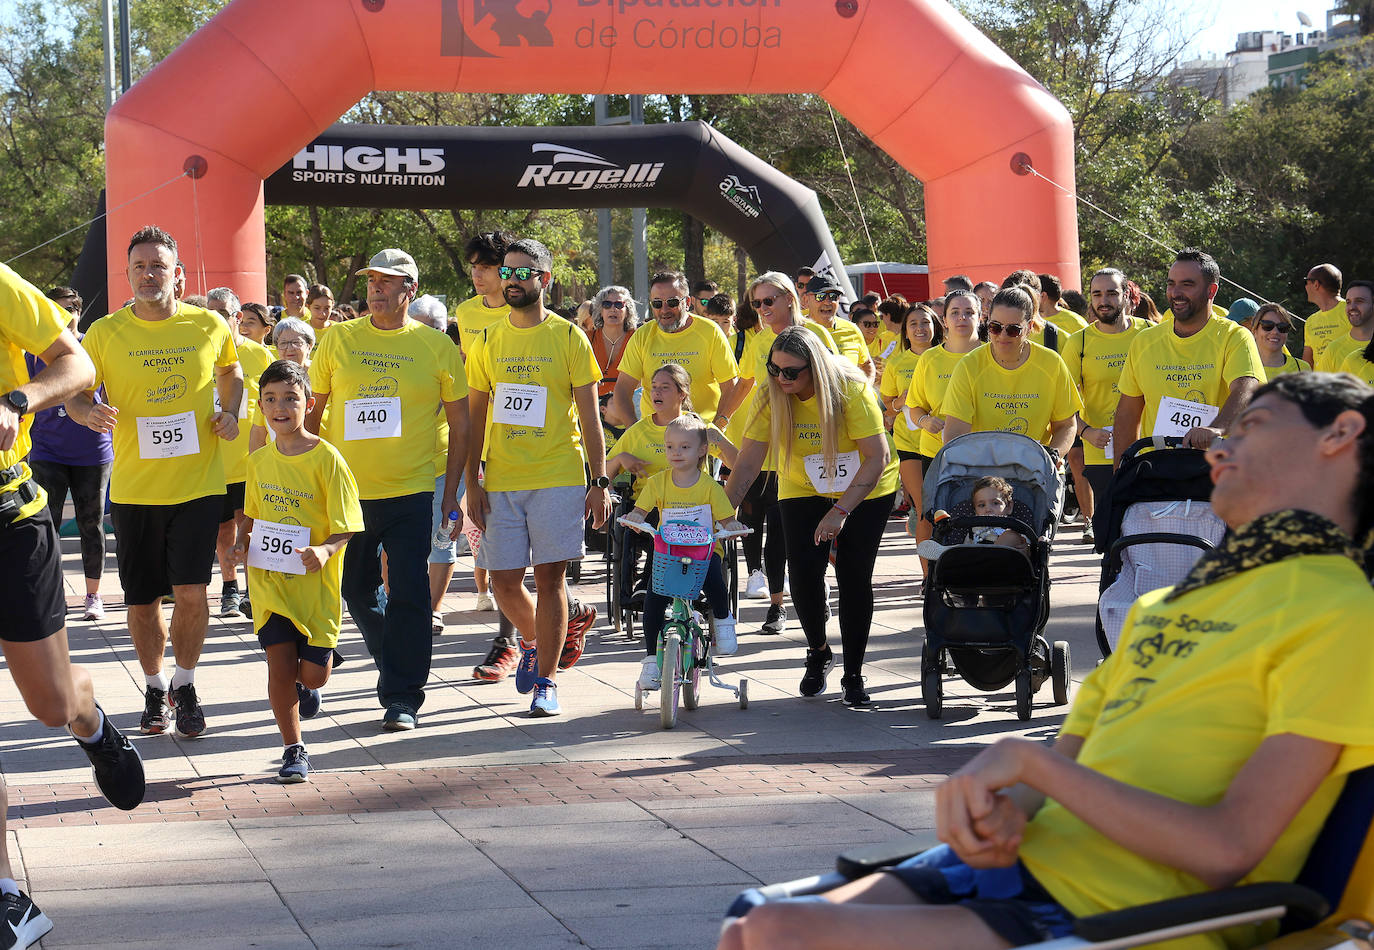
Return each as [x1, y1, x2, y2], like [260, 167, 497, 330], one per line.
[428, 472, 465, 565]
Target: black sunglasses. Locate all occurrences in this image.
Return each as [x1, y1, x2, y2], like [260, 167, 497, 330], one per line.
[498, 265, 545, 281]
[860, 320, 881, 328]
[987, 321, 1025, 337]
[766, 360, 809, 381]
[601, 300, 625, 309]
[650, 297, 682, 309]
[812, 290, 842, 302]
[1258, 319, 1292, 333]
[750, 295, 784, 310]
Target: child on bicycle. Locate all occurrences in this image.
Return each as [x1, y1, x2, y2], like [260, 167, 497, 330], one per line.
[621, 415, 747, 691]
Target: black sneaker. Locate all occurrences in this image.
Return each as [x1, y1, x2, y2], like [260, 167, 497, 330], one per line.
[296, 682, 322, 719]
[840, 674, 870, 707]
[799, 646, 835, 697]
[219, 585, 243, 618]
[239, 596, 253, 619]
[75, 708, 146, 811]
[761, 603, 786, 635]
[139, 686, 169, 735]
[169, 683, 206, 738]
[0, 891, 52, 950]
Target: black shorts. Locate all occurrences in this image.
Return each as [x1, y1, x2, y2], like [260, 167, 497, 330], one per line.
[257, 613, 333, 668]
[896, 450, 932, 475]
[1083, 464, 1113, 501]
[220, 482, 245, 524]
[111, 494, 222, 605]
[0, 505, 67, 642]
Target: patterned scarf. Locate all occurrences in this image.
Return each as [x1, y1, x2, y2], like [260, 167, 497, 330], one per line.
[1165, 509, 1363, 602]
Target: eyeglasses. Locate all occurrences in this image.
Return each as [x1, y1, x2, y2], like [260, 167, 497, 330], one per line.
[650, 297, 682, 310]
[601, 300, 625, 310]
[1257, 319, 1292, 333]
[750, 295, 784, 310]
[276, 338, 309, 349]
[57, 300, 81, 313]
[1304, 277, 1318, 284]
[765, 360, 809, 381]
[698, 297, 712, 307]
[987, 322, 1025, 337]
[812, 291, 842, 302]
[498, 265, 546, 281]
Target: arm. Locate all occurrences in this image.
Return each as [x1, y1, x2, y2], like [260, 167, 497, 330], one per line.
[811, 431, 889, 545]
[607, 452, 649, 480]
[713, 377, 738, 428]
[210, 361, 244, 441]
[248, 423, 268, 454]
[1048, 415, 1076, 456]
[229, 515, 256, 566]
[6, 332, 96, 452]
[605, 372, 639, 427]
[304, 390, 328, 436]
[574, 382, 612, 528]
[942, 416, 972, 442]
[464, 389, 490, 532]
[1111, 394, 1145, 470]
[1188, 376, 1259, 450]
[1302, 344, 1314, 366]
[707, 425, 739, 468]
[440, 397, 470, 535]
[717, 376, 754, 420]
[299, 531, 356, 573]
[723, 438, 767, 508]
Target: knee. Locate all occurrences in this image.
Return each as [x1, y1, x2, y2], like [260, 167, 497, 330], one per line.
[299, 664, 329, 689]
[27, 691, 78, 729]
[728, 903, 797, 950]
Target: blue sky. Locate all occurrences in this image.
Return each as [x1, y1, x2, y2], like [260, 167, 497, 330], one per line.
[1185, 0, 1330, 58]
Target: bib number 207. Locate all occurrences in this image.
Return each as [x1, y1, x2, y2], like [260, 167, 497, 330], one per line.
[501, 394, 534, 414]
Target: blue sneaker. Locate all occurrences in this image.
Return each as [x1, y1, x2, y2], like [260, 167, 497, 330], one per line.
[277, 744, 309, 783]
[296, 683, 321, 720]
[529, 677, 560, 717]
[382, 704, 417, 731]
[514, 640, 538, 694]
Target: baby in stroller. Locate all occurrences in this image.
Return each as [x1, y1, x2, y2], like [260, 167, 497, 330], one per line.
[918, 476, 1029, 560]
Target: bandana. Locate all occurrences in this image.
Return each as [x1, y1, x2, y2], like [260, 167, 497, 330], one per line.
[1165, 509, 1362, 602]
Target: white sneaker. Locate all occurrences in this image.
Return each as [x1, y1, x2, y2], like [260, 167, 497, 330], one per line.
[82, 593, 105, 621]
[431, 610, 444, 633]
[637, 656, 661, 691]
[744, 570, 769, 599]
[713, 617, 737, 656]
[917, 539, 954, 561]
[474, 591, 495, 612]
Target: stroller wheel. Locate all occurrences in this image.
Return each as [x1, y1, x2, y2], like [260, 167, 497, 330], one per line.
[920, 644, 942, 719]
[1014, 669, 1033, 721]
[1051, 641, 1071, 705]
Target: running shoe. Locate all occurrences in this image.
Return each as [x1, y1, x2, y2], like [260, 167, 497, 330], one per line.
[637, 656, 661, 691]
[840, 674, 871, 707]
[1081, 521, 1096, 545]
[713, 616, 738, 656]
[219, 584, 243, 618]
[743, 570, 769, 599]
[169, 683, 206, 738]
[760, 603, 786, 636]
[916, 539, 954, 561]
[82, 593, 105, 621]
[382, 704, 417, 731]
[0, 891, 52, 950]
[277, 745, 310, 784]
[473, 642, 519, 682]
[240, 596, 253, 619]
[139, 686, 169, 735]
[432, 610, 444, 635]
[799, 646, 835, 698]
[474, 591, 495, 612]
[76, 706, 145, 811]
[559, 600, 597, 671]
[529, 677, 560, 717]
[514, 640, 539, 694]
[296, 683, 322, 719]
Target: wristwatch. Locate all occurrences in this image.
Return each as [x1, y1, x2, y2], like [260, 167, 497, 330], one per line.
[2, 391, 29, 416]
[590, 475, 611, 489]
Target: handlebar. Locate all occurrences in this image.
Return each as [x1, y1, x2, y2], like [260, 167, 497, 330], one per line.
[617, 516, 753, 541]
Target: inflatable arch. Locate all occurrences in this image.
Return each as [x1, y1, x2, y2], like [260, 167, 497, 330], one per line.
[104, 0, 1079, 305]
[264, 121, 856, 296]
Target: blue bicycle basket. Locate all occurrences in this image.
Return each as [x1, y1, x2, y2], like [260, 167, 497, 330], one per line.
[650, 521, 714, 599]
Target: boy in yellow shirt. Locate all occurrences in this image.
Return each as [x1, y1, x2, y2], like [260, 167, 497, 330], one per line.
[232, 361, 363, 784]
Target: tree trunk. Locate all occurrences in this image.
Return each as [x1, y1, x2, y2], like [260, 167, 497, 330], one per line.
[307, 206, 327, 286]
[683, 212, 705, 284]
[735, 242, 748, 303]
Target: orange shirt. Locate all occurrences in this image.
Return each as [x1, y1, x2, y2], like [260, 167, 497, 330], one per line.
[590, 325, 635, 399]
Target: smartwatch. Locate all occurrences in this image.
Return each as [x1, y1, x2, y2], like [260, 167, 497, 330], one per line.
[590, 475, 611, 489]
[2, 391, 29, 416]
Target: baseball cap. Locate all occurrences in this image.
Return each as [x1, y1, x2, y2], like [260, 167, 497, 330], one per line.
[805, 274, 843, 296]
[1226, 298, 1260, 324]
[356, 248, 419, 282]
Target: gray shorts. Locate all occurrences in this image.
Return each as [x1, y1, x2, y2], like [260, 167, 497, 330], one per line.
[428, 472, 465, 566]
[476, 485, 586, 571]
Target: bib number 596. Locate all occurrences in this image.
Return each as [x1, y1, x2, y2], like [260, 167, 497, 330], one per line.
[260, 535, 294, 556]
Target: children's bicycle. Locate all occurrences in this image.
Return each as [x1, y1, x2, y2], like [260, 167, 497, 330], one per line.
[618, 518, 751, 729]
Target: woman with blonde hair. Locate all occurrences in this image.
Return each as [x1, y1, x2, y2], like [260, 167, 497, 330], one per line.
[725, 325, 899, 706]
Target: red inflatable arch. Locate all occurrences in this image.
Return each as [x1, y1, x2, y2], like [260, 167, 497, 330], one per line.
[104, 0, 1079, 304]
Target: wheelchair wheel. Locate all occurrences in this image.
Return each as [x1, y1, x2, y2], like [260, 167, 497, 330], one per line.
[920, 643, 942, 720]
[660, 630, 682, 729]
[1014, 668, 1033, 721]
[1051, 640, 1071, 705]
[605, 519, 622, 634]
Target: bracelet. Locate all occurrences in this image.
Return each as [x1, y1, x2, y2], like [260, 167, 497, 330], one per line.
[832, 502, 851, 517]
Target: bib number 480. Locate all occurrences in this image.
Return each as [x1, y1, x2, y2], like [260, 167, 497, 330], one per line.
[1170, 410, 1204, 430]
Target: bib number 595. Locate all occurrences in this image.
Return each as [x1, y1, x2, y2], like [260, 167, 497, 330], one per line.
[151, 428, 184, 446]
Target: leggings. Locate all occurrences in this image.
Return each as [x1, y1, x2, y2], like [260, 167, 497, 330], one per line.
[641, 554, 730, 657]
[30, 459, 110, 581]
[779, 492, 895, 678]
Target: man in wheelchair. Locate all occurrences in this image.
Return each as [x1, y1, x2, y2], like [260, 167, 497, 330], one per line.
[719, 372, 1374, 950]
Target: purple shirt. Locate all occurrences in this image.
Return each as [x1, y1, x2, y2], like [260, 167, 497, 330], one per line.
[25, 350, 113, 467]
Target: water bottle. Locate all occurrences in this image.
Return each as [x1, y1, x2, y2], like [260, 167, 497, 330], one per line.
[433, 510, 458, 550]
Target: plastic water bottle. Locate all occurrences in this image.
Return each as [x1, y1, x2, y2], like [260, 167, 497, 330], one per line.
[433, 510, 458, 549]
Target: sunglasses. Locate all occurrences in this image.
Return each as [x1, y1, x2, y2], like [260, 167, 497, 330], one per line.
[650, 297, 682, 309]
[1257, 319, 1292, 333]
[860, 320, 881, 328]
[498, 265, 546, 281]
[698, 297, 712, 307]
[987, 321, 1026, 337]
[766, 360, 809, 381]
[812, 291, 842, 302]
[750, 295, 784, 310]
[601, 300, 626, 309]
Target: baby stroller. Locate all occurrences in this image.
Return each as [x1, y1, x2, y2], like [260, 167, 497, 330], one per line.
[1092, 436, 1226, 657]
[920, 432, 1069, 721]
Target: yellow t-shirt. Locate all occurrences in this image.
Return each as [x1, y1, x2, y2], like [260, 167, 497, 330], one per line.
[308, 317, 468, 501]
[452, 293, 510, 358]
[1339, 347, 1374, 385]
[83, 302, 239, 505]
[1316, 332, 1365, 373]
[943, 343, 1083, 445]
[1061, 318, 1148, 465]
[728, 320, 837, 468]
[245, 439, 364, 648]
[466, 312, 601, 491]
[905, 344, 978, 458]
[1117, 316, 1263, 437]
[0, 264, 67, 519]
[868, 331, 899, 360]
[1261, 352, 1311, 380]
[879, 348, 923, 453]
[635, 469, 733, 527]
[1303, 300, 1347, 363]
[607, 416, 670, 503]
[221, 337, 274, 485]
[618, 315, 738, 421]
[1021, 555, 1374, 950]
[745, 376, 899, 502]
[1047, 307, 1089, 335]
[818, 317, 870, 368]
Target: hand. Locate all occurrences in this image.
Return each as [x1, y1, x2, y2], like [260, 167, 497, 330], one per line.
[0, 402, 18, 453]
[466, 480, 490, 533]
[623, 455, 648, 477]
[210, 411, 239, 442]
[228, 541, 249, 568]
[813, 506, 846, 546]
[1083, 426, 1111, 450]
[936, 738, 1034, 861]
[441, 496, 461, 540]
[586, 485, 612, 529]
[720, 518, 748, 533]
[86, 402, 118, 435]
[959, 794, 1028, 868]
[1184, 425, 1223, 450]
[299, 545, 328, 573]
[621, 510, 647, 526]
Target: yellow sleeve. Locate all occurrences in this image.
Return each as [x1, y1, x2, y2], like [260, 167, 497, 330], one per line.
[244, 453, 261, 520]
[745, 393, 771, 442]
[906, 351, 929, 411]
[1049, 351, 1084, 420]
[618, 328, 648, 383]
[327, 449, 366, 534]
[215, 321, 238, 368]
[942, 355, 976, 425]
[80, 323, 105, 390]
[1222, 325, 1264, 386]
[709, 322, 739, 381]
[1061, 330, 1085, 393]
[845, 383, 885, 441]
[708, 479, 734, 522]
[465, 330, 492, 394]
[1116, 337, 1145, 398]
[636, 471, 665, 513]
[879, 360, 900, 399]
[440, 337, 468, 402]
[308, 330, 336, 396]
[0, 265, 66, 359]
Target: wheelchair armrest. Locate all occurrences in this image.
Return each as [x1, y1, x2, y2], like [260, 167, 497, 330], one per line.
[835, 837, 934, 879]
[1073, 882, 1328, 943]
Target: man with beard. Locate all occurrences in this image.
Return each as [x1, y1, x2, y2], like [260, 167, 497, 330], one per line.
[1112, 249, 1263, 460]
[1316, 280, 1374, 373]
[1059, 268, 1147, 542]
[465, 239, 610, 718]
[801, 275, 873, 379]
[606, 271, 738, 430]
[306, 249, 469, 731]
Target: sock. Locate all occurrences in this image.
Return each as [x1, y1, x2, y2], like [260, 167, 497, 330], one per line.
[170, 665, 195, 690]
[222, 580, 238, 594]
[146, 671, 169, 692]
[0, 878, 17, 898]
[284, 742, 304, 752]
[71, 707, 105, 745]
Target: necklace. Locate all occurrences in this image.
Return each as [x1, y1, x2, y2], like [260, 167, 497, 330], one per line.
[994, 341, 1028, 368]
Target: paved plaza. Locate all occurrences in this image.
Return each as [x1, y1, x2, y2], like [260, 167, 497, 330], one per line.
[1, 517, 1102, 948]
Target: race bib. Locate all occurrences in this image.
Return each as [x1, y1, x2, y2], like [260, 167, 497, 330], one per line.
[136, 410, 200, 460]
[212, 389, 248, 421]
[804, 450, 859, 494]
[492, 383, 547, 428]
[662, 504, 713, 531]
[344, 397, 402, 441]
[1101, 424, 1114, 461]
[880, 339, 898, 359]
[247, 520, 311, 575]
[1154, 396, 1218, 439]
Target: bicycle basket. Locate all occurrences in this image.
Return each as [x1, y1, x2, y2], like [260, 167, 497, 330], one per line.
[650, 521, 714, 599]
